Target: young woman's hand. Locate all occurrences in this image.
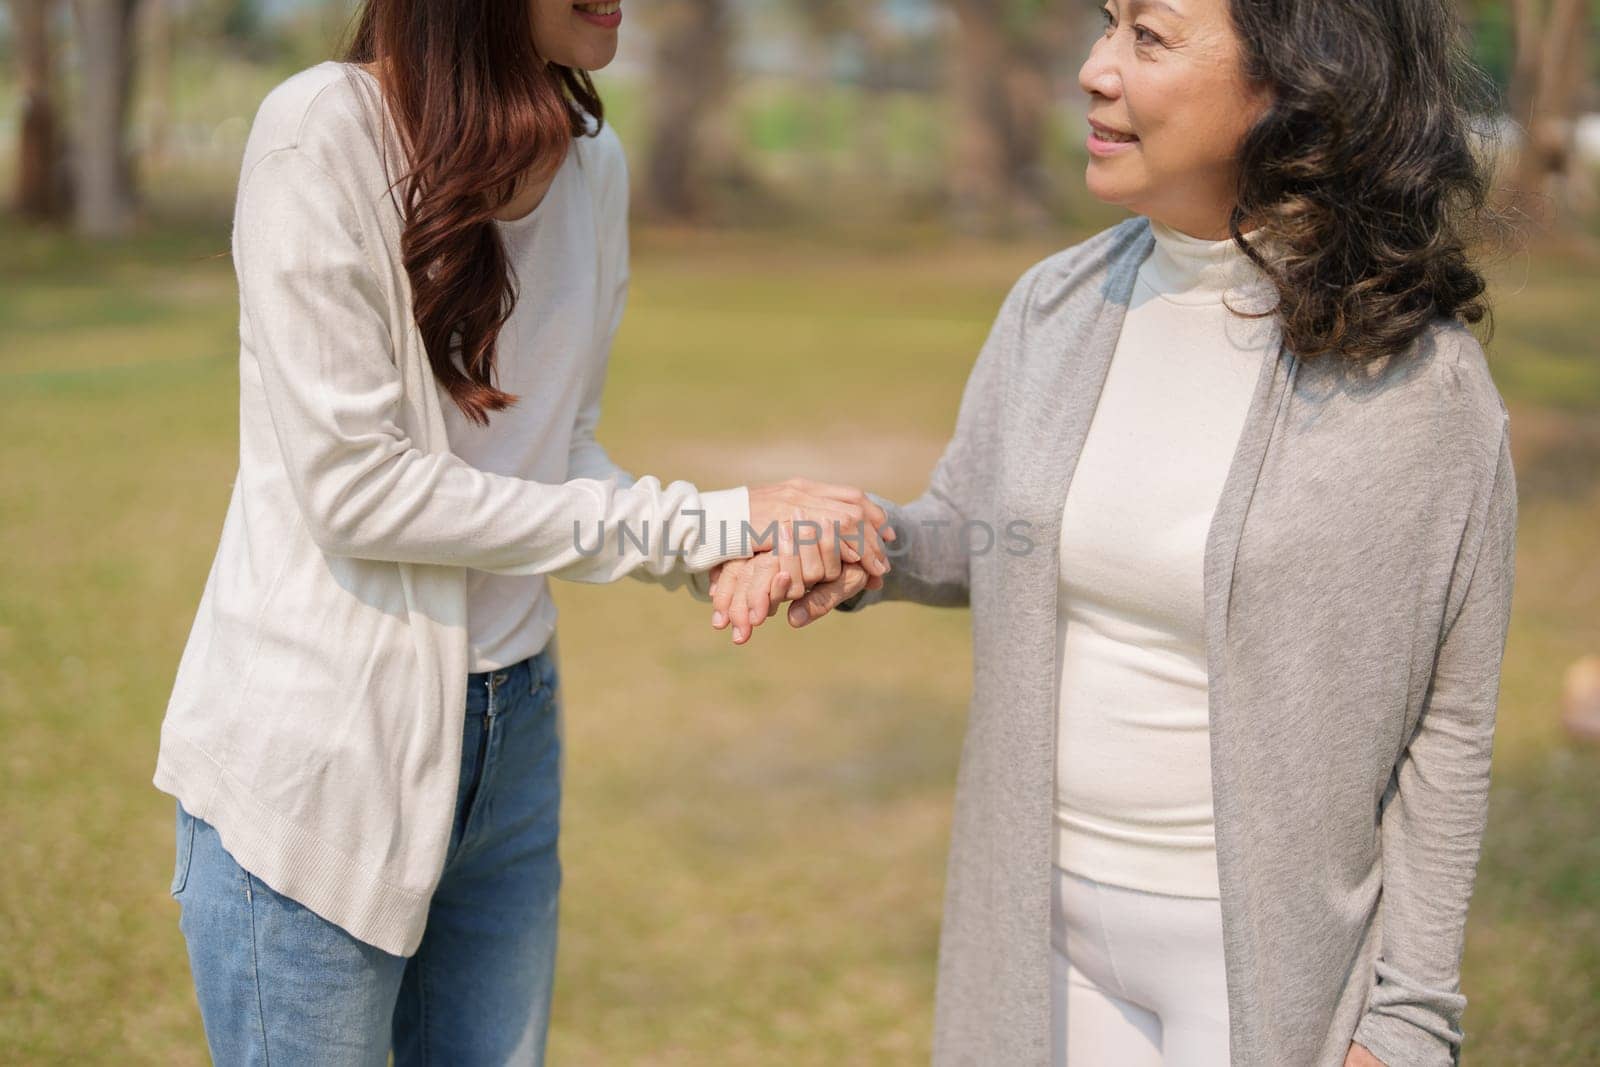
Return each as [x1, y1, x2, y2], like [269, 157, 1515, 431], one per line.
[746, 479, 895, 586]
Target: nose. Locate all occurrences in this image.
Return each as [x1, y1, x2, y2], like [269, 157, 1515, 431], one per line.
[1078, 35, 1121, 101]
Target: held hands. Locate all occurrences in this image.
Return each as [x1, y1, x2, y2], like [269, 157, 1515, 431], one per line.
[707, 479, 894, 645]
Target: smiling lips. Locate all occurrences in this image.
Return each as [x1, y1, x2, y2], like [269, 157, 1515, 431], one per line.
[1087, 118, 1139, 157]
[574, 1, 621, 29]
[1089, 118, 1139, 143]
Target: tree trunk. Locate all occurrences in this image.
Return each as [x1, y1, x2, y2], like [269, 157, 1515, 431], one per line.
[947, 0, 1069, 234]
[644, 0, 734, 220]
[1508, 0, 1592, 227]
[1003, 30, 1061, 228]
[856, 15, 894, 183]
[11, 0, 65, 220]
[142, 0, 172, 171]
[948, 0, 1011, 232]
[71, 0, 144, 238]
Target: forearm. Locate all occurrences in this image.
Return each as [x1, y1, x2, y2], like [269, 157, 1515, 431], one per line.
[300, 444, 748, 581]
[568, 438, 746, 601]
[1354, 428, 1517, 1067]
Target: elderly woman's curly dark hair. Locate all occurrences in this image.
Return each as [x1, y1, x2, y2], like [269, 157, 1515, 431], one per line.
[1226, 0, 1499, 363]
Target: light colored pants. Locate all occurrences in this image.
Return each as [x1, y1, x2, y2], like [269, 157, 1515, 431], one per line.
[1051, 866, 1231, 1067]
[171, 646, 564, 1066]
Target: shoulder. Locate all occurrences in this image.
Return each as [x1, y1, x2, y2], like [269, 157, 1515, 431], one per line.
[1354, 317, 1509, 453]
[1008, 217, 1152, 327]
[1296, 316, 1512, 499]
[976, 217, 1150, 359]
[237, 60, 387, 203]
[1416, 318, 1513, 490]
[1415, 319, 1510, 434]
[573, 116, 629, 205]
[576, 110, 624, 158]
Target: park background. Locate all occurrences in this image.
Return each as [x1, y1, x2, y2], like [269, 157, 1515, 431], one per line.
[2, 1, 1597, 1063]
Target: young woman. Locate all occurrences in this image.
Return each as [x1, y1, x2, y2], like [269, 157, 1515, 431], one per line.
[718, 1, 1517, 1065]
[154, 1, 891, 1062]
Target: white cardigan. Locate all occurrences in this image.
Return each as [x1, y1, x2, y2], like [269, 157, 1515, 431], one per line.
[153, 61, 751, 955]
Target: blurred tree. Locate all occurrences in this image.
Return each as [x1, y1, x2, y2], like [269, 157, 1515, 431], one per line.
[1460, 0, 1517, 96]
[792, 0, 910, 197]
[72, 0, 145, 237]
[10, 0, 68, 220]
[1507, 0, 1593, 225]
[946, 0, 1074, 234]
[219, 0, 258, 44]
[644, 0, 734, 220]
[792, 0, 889, 183]
[142, 0, 172, 169]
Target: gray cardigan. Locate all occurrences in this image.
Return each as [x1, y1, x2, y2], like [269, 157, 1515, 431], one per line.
[840, 217, 1517, 1067]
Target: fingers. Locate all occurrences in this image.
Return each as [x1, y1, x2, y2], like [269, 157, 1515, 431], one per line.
[710, 556, 866, 642]
[858, 518, 889, 578]
[788, 564, 869, 629]
[711, 558, 737, 631]
[791, 509, 835, 586]
[717, 556, 786, 645]
[767, 570, 790, 618]
[728, 558, 753, 643]
[750, 482, 894, 575]
[778, 517, 806, 605]
[859, 497, 891, 538]
[744, 557, 779, 633]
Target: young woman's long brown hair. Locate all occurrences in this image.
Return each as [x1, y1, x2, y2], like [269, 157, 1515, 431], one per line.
[342, 1, 605, 426]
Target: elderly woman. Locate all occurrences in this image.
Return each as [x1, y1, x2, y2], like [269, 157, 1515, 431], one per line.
[711, 1, 1517, 1065]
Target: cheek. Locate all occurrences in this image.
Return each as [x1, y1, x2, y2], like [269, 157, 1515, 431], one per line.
[1141, 78, 1253, 171]
[531, 4, 573, 60]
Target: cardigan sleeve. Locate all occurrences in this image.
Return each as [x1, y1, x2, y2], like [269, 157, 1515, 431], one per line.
[1353, 422, 1517, 1067]
[234, 144, 751, 582]
[835, 261, 1039, 614]
[562, 127, 737, 602]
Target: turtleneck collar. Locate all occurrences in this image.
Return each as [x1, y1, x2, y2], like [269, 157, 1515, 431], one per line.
[1142, 218, 1275, 309]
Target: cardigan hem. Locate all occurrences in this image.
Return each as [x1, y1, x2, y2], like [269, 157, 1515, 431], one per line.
[153, 724, 433, 957]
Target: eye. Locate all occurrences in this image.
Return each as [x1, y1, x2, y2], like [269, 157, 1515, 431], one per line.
[1132, 23, 1164, 46]
[1100, 6, 1116, 35]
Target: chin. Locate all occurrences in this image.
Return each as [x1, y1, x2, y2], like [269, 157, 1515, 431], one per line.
[570, 42, 619, 72]
[1083, 165, 1136, 208]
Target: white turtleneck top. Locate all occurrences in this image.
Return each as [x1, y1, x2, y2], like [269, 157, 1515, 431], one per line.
[1053, 219, 1280, 899]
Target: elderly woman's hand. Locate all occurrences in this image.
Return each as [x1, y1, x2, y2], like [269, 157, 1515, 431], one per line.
[708, 553, 792, 645]
[708, 513, 885, 645]
[708, 556, 881, 644]
[1342, 1042, 1387, 1067]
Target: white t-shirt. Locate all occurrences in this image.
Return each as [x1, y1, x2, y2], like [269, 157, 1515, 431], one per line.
[441, 137, 623, 670]
[1054, 220, 1279, 899]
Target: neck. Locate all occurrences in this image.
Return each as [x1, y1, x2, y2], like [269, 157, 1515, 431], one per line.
[1142, 218, 1273, 307]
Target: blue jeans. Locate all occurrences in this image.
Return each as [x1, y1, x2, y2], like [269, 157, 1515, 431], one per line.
[171, 647, 564, 1065]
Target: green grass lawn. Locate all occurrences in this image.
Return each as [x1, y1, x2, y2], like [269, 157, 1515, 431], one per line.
[1, 212, 1597, 1064]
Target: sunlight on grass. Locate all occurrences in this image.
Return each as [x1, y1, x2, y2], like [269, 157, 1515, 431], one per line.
[2, 212, 1596, 1063]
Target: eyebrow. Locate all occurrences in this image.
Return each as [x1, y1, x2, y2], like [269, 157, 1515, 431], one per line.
[1125, 0, 1182, 15]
